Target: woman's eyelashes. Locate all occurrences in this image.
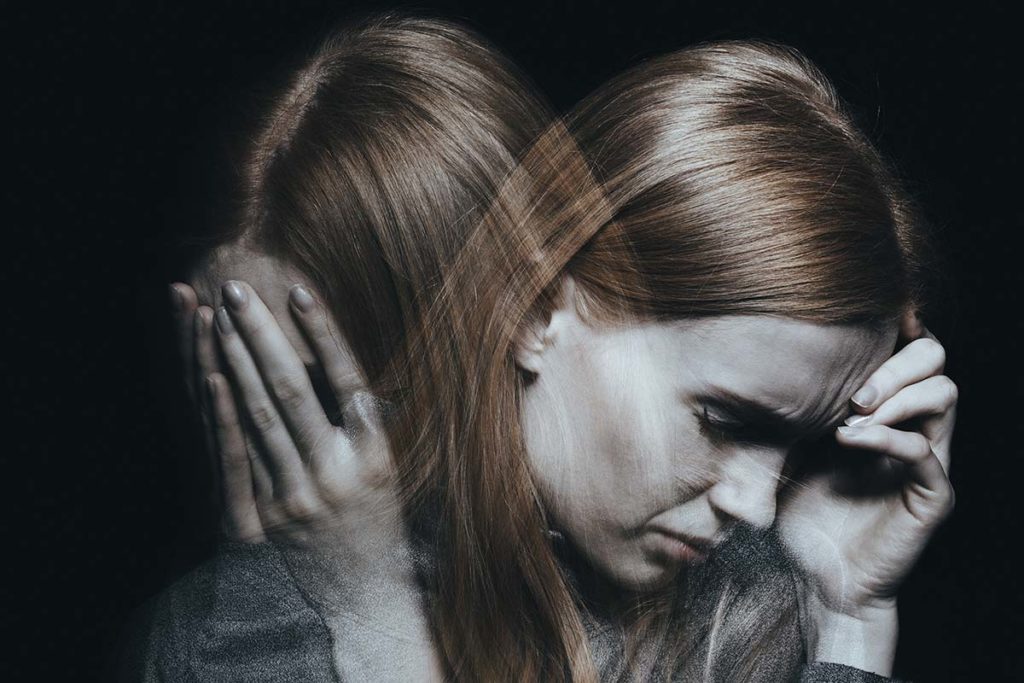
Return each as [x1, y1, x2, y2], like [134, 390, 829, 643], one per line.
[696, 406, 755, 444]
[695, 405, 783, 447]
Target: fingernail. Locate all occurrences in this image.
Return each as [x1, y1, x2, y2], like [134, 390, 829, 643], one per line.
[222, 281, 248, 310]
[215, 306, 235, 335]
[169, 284, 183, 311]
[837, 425, 863, 438]
[205, 375, 217, 398]
[290, 284, 314, 312]
[844, 414, 872, 427]
[851, 386, 878, 409]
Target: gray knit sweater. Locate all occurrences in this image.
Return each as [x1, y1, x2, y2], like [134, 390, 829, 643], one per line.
[122, 540, 901, 682]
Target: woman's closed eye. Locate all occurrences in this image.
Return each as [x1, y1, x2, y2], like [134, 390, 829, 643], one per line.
[694, 405, 794, 448]
[696, 406, 763, 445]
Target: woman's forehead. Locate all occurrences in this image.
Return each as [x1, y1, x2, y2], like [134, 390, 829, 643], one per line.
[680, 315, 898, 420]
[187, 247, 318, 365]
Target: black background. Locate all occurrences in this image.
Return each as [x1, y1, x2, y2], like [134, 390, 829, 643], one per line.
[8, 1, 1020, 680]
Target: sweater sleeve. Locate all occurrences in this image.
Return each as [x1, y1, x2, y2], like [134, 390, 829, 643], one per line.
[798, 662, 906, 682]
[121, 541, 340, 683]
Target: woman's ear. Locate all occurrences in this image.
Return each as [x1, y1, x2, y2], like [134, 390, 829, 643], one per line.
[513, 275, 579, 375]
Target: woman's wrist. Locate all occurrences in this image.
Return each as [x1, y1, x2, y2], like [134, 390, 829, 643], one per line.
[803, 597, 899, 677]
[280, 531, 419, 613]
[312, 551, 444, 683]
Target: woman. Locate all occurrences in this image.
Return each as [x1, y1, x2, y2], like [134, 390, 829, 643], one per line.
[133, 13, 555, 682]
[372, 39, 954, 681]
[148, 16, 953, 683]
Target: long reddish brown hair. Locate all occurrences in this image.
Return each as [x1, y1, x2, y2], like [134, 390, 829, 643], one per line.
[200, 16, 935, 681]
[405, 40, 936, 681]
[193, 13, 607, 680]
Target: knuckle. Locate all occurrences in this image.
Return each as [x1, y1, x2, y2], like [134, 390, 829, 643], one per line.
[249, 403, 279, 433]
[875, 364, 900, 390]
[915, 337, 946, 367]
[256, 502, 281, 528]
[220, 442, 249, 469]
[212, 406, 235, 430]
[280, 492, 318, 522]
[943, 484, 956, 517]
[246, 315, 273, 342]
[912, 434, 933, 461]
[940, 376, 959, 405]
[874, 426, 894, 451]
[274, 375, 307, 407]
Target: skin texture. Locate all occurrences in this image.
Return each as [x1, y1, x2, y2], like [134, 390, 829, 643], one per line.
[516, 277, 956, 676]
[172, 257, 957, 678]
[187, 244, 340, 368]
[516, 277, 899, 592]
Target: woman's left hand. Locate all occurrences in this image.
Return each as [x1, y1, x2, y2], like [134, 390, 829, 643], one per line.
[777, 309, 956, 672]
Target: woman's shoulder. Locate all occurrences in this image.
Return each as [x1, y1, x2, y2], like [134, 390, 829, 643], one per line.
[118, 542, 339, 682]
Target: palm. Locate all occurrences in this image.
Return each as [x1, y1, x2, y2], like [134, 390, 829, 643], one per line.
[777, 444, 941, 612]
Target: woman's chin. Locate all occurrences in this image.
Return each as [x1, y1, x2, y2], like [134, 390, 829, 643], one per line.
[601, 555, 683, 593]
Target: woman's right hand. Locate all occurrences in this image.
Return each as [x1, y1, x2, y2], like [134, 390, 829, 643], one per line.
[172, 279, 406, 561]
[171, 281, 265, 542]
[170, 279, 443, 681]
[210, 280, 410, 572]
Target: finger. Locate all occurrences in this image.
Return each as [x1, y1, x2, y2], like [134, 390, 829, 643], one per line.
[221, 281, 333, 455]
[844, 375, 958, 429]
[195, 306, 220, 387]
[849, 337, 947, 414]
[214, 305, 307, 493]
[911, 327, 954, 466]
[925, 407, 955, 477]
[207, 374, 265, 543]
[844, 375, 957, 475]
[193, 307, 222, 493]
[193, 307, 218, 431]
[170, 283, 199, 397]
[835, 424, 949, 498]
[245, 430, 274, 503]
[288, 284, 367, 413]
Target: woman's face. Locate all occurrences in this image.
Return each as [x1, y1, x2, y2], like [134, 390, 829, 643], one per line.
[517, 285, 898, 591]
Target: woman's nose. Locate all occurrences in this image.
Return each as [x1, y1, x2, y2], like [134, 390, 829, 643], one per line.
[706, 449, 786, 529]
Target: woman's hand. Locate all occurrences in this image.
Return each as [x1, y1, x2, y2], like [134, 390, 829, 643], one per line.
[207, 280, 404, 565]
[171, 282, 269, 542]
[171, 279, 443, 682]
[171, 282, 263, 540]
[777, 310, 956, 674]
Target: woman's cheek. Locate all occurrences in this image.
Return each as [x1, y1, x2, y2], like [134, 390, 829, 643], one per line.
[635, 414, 711, 506]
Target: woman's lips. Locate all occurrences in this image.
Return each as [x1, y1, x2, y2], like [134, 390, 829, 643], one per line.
[651, 530, 710, 564]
